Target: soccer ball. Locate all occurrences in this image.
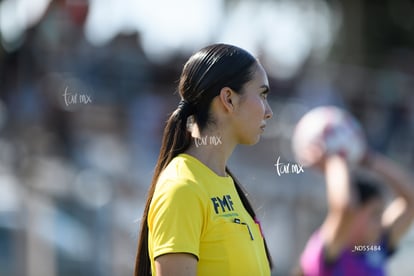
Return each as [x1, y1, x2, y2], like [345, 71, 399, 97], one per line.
[292, 106, 366, 167]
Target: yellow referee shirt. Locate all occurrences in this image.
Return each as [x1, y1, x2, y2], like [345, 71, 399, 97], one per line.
[148, 154, 271, 276]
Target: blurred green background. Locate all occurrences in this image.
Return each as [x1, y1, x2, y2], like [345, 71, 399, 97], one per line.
[1, 0, 413, 275]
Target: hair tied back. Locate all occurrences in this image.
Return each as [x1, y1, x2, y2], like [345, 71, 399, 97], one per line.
[177, 99, 195, 117]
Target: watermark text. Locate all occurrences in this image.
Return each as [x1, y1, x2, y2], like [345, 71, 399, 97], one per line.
[63, 86, 92, 106]
[274, 156, 304, 176]
[194, 135, 222, 147]
[352, 245, 382, 252]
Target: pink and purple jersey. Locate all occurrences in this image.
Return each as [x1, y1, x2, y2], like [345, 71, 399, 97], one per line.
[300, 230, 393, 276]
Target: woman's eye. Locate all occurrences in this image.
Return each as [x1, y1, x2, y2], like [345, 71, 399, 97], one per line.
[261, 92, 268, 99]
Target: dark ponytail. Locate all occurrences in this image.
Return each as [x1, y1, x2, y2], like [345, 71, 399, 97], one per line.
[134, 44, 273, 275]
[134, 102, 193, 276]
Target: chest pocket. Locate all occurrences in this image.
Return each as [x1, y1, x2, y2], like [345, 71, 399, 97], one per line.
[199, 218, 261, 275]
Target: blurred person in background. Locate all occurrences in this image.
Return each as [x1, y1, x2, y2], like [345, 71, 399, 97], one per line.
[295, 148, 414, 275]
[135, 44, 274, 276]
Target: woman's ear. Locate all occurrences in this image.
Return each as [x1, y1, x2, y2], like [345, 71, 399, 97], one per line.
[219, 87, 237, 113]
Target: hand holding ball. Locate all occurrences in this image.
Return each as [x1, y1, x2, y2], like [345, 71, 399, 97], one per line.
[292, 106, 366, 167]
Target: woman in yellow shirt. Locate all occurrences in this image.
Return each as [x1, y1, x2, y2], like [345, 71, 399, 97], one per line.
[135, 43, 274, 276]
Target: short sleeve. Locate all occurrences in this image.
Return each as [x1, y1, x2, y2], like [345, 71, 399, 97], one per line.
[148, 178, 205, 259]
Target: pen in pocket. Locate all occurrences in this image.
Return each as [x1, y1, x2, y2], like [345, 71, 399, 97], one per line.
[234, 218, 254, 240]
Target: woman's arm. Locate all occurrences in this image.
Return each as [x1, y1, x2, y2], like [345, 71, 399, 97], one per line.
[155, 253, 198, 276]
[367, 153, 414, 248]
[321, 155, 358, 260]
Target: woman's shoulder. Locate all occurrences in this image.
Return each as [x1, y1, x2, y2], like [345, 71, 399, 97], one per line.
[159, 154, 199, 182]
[155, 155, 206, 195]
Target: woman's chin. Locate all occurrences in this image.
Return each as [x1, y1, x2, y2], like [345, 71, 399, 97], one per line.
[243, 136, 261, 146]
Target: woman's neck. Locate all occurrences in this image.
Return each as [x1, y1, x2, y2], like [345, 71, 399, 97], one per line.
[185, 131, 235, 177]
